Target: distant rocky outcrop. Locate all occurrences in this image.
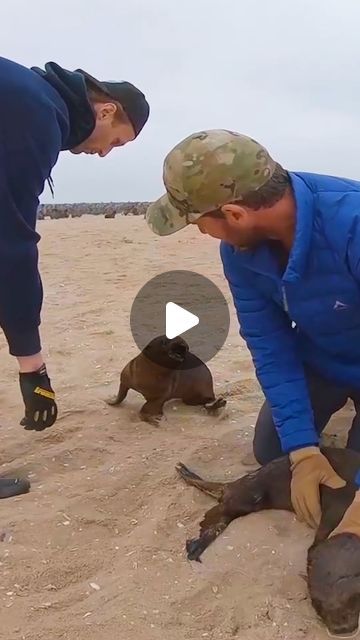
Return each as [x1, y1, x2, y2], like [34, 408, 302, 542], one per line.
[37, 202, 151, 220]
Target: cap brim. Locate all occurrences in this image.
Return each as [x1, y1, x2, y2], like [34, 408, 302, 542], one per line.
[146, 195, 189, 236]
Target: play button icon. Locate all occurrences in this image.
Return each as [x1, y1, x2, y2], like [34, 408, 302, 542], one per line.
[166, 302, 199, 339]
[130, 270, 230, 369]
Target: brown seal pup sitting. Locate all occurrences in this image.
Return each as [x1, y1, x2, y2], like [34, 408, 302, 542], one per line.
[176, 447, 360, 638]
[107, 335, 226, 425]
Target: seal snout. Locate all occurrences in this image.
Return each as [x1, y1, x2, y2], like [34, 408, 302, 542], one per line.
[308, 534, 360, 639]
[168, 337, 189, 362]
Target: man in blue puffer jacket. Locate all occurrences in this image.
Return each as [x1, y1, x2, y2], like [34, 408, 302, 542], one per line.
[146, 128, 360, 533]
[0, 56, 149, 497]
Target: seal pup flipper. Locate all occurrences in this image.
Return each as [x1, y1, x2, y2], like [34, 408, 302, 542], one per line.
[185, 487, 266, 562]
[176, 462, 225, 500]
[204, 396, 227, 414]
[182, 396, 227, 414]
[186, 504, 233, 562]
[106, 381, 129, 406]
[139, 397, 167, 426]
[177, 464, 267, 562]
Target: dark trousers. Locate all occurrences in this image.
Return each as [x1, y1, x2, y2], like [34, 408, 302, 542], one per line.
[253, 368, 360, 465]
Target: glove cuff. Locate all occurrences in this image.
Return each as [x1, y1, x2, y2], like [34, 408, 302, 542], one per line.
[19, 364, 48, 379]
[289, 446, 320, 465]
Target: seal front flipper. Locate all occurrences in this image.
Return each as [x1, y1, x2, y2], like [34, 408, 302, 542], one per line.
[186, 504, 234, 561]
[142, 414, 163, 427]
[177, 463, 268, 561]
[139, 398, 166, 426]
[204, 396, 227, 415]
[186, 537, 205, 562]
[182, 395, 227, 415]
[106, 381, 129, 406]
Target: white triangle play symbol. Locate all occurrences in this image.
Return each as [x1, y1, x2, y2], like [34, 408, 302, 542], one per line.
[165, 302, 199, 339]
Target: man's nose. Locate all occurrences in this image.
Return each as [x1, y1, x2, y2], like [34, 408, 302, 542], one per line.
[99, 147, 112, 158]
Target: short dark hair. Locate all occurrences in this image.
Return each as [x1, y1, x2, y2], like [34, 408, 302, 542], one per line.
[239, 163, 290, 210]
[204, 163, 290, 219]
[85, 80, 131, 125]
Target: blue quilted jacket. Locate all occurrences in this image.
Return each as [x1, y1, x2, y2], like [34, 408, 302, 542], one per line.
[220, 171, 360, 465]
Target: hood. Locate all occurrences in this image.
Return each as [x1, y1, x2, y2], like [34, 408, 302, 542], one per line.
[31, 61, 96, 150]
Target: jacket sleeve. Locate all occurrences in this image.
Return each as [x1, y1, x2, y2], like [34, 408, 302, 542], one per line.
[220, 242, 318, 453]
[0, 96, 62, 356]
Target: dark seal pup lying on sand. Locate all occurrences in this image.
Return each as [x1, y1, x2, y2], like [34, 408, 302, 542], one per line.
[107, 335, 226, 425]
[177, 447, 360, 638]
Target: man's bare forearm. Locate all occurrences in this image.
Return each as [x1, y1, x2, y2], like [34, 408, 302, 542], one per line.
[17, 352, 44, 373]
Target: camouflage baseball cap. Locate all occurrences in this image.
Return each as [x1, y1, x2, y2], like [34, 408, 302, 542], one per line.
[146, 129, 276, 236]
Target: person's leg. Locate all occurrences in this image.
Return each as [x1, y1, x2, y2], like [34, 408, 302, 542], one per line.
[0, 477, 30, 498]
[346, 392, 360, 452]
[253, 370, 349, 465]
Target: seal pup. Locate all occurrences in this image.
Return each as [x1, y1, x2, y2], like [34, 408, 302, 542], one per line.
[107, 335, 226, 425]
[176, 446, 360, 638]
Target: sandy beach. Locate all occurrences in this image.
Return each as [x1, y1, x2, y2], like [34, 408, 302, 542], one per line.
[0, 216, 353, 640]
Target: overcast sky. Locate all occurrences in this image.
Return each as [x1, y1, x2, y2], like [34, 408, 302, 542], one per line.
[3, 0, 360, 203]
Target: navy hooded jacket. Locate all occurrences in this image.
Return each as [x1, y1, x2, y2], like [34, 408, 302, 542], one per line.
[220, 171, 360, 456]
[0, 56, 96, 356]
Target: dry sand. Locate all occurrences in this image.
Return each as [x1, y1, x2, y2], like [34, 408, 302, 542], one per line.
[0, 216, 355, 640]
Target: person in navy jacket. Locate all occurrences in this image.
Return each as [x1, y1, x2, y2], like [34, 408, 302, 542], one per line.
[146, 128, 360, 533]
[0, 56, 149, 496]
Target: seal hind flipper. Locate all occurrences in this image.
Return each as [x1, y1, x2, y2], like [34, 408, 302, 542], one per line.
[176, 462, 225, 500]
[176, 462, 204, 482]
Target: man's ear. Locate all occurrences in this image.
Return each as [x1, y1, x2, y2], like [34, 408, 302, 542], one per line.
[221, 203, 247, 223]
[96, 102, 117, 121]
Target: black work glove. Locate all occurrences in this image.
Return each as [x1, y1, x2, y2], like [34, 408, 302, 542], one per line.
[19, 364, 58, 431]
